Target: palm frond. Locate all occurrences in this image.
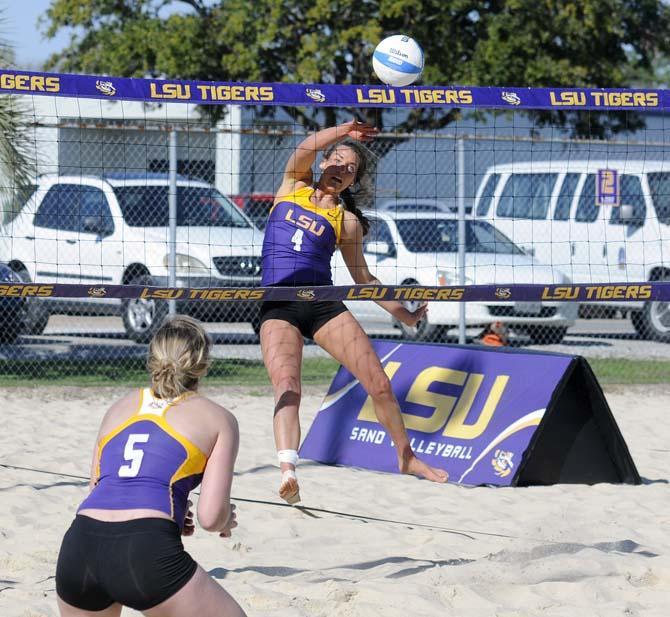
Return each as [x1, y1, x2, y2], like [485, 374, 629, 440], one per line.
[0, 10, 38, 221]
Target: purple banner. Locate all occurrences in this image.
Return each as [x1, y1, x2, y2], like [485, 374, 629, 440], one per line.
[0, 281, 668, 302]
[299, 340, 574, 486]
[0, 68, 668, 111]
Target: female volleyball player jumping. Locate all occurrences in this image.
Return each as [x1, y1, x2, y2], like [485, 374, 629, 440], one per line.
[259, 119, 449, 505]
[55, 316, 246, 617]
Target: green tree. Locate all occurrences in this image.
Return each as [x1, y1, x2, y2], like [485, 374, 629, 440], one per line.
[42, 0, 670, 137]
[0, 13, 37, 221]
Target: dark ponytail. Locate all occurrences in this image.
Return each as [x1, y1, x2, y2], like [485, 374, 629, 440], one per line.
[340, 187, 370, 236]
[323, 139, 377, 236]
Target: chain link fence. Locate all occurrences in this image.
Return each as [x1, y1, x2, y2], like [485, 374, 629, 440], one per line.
[1, 100, 669, 385]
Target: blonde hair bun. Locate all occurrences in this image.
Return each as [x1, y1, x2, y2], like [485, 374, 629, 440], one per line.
[147, 316, 211, 400]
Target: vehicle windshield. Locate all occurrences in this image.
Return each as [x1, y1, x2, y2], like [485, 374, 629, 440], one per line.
[646, 172, 670, 225]
[115, 185, 252, 228]
[395, 219, 524, 254]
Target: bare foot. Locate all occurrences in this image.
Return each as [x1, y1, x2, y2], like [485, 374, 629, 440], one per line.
[400, 454, 449, 483]
[279, 470, 301, 504]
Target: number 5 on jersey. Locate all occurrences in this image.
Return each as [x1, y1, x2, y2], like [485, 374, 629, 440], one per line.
[118, 434, 150, 478]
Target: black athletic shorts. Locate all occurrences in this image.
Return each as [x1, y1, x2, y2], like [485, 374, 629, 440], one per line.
[259, 300, 349, 339]
[56, 515, 197, 611]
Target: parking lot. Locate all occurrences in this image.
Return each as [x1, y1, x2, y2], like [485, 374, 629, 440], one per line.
[1, 314, 668, 366]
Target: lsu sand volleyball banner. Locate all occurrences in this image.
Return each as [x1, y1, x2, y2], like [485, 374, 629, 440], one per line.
[299, 341, 640, 486]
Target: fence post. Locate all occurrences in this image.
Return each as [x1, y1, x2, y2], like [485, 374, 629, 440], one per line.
[457, 138, 466, 345]
[168, 128, 178, 317]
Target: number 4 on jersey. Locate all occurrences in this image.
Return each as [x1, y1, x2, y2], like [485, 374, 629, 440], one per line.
[291, 228, 304, 252]
[118, 433, 150, 478]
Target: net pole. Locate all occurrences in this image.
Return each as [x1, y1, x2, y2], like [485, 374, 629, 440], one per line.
[457, 137, 466, 345]
[168, 128, 178, 316]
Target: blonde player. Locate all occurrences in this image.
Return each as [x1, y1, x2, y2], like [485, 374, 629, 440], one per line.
[55, 316, 246, 617]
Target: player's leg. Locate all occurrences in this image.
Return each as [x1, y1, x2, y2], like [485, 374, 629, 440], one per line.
[142, 565, 246, 617]
[313, 311, 448, 483]
[57, 598, 122, 617]
[260, 318, 304, 503]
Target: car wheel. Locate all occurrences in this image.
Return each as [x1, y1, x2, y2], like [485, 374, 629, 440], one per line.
[631, 279, 670, 342]
[526, 326, 567, 345]
[0, 306, 23, 343]
[122, 275, 169, 343]
[13, 269, 50, 335]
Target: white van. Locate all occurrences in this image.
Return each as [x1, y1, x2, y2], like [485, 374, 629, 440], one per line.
[0, 173, 263, 342]
[473, 161, 670, 341]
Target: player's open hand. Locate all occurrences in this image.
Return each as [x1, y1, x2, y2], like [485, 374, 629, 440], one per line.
[399, 302, 428, 327]
[219, 504, 238, 538]
[342, 119, 379, 142]
[182, 500, 195, 536]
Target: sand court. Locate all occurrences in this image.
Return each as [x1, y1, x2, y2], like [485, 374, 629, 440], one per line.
[1, 384, 669, 616]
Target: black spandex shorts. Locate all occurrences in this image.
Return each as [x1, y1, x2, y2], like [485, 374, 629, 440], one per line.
[259, 300, 349, 339]
[56, 515, 197, 611]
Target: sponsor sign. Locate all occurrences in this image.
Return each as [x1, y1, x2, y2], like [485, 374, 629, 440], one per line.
[299, 340, 574, 486]
[597, 169, 620, 206]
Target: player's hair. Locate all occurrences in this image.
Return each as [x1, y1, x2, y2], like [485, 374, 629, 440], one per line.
[147, 316, 211, 399]
[323, 139, 377, 235]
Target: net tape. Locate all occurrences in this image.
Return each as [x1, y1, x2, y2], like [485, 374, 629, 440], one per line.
[2, 282, 668, 302]
[2, 68, 669, 304]
[0, 68, 665, 110]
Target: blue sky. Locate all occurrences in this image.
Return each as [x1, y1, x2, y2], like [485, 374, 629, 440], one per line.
[2, 0, 209, 69]
[2, 0, 69, 68]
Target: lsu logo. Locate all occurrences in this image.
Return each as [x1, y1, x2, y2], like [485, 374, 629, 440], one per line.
[495, 287, 512, 299]
[296, 289, 315, 300]
[357, 362, 510, 439]
[95, 80, 116, 96]
[501, 91, 521, 106]
[87, 287, 107, 297]
[492, 449, 514, 478]
[306, 88, 326, 103]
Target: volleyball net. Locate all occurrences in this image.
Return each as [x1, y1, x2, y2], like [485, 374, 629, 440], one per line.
[0, 69, 669, 382]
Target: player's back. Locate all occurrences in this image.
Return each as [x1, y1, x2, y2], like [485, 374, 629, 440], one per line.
[79, 388, 216, 527]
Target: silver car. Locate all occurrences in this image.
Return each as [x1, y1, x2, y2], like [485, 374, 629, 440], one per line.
[332, 211, 578, 343]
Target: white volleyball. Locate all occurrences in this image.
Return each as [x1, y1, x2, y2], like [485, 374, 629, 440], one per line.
[372, 35, 424, 87]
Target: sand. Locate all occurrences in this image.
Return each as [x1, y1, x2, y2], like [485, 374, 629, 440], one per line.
[1, 383, 669, 616]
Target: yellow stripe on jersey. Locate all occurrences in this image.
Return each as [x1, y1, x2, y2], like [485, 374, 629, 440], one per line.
[93, 389, 146, 481]
[168, 437, 208, 518]
[271, 185, 344, 243]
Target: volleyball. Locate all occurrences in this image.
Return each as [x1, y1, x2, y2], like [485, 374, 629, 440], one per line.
[372, 35, 424, 87]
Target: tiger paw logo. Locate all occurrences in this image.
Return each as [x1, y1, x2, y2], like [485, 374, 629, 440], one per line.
[492, 449, 514, 478]
[501, 91, 521, 106]
[95, 80, 116, 96]
[495, 287, 512, 299]
[87, 287, 107, 297]
[306, 89, 326, 103]
[296, 289, 315, 300]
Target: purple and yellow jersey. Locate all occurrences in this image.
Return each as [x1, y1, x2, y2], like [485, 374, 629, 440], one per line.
[261, 185, 344, 286]
[78, 389, 207, 529]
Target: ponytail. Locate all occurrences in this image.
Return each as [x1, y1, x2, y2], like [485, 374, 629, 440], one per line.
[341, 187, 370, 236]
[147, 316, 211, 399]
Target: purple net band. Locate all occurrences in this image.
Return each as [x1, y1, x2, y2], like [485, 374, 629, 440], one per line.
[0, 68, 667, 111]
[1, 282, 668, 303]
